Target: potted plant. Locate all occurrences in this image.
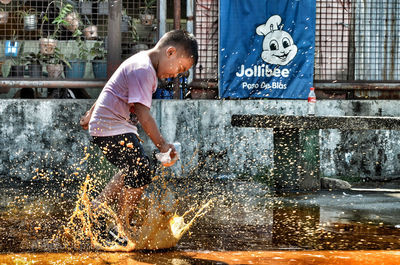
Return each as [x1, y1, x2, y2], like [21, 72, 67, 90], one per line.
[25, 51, 44, 77]
[4, 35, 21, 57]
[65, 29, 88, 78]
[130, 18, 148, 55]
[121, 9, 130, 32]
[98, 0, 108, 15]
[0, 8, 9, 24]
[83, 24, 98, 39]
[139, 0, 156, 25]
[43, 47, 70, 78]
[79, 0, 92, 15]
[16, 7, 37, 31]
[90, 41, 107, 78]
[82, 16, 98, 40]
[39, 3, 74, 55]
[64, 10, 80, 33]
[3, 42, 27, 77]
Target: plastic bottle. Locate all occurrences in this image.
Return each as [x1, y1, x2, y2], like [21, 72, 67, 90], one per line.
[155, 142, 181, 167]
[307, 87, 316, 116]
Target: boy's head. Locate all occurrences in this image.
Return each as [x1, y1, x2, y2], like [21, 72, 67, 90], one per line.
[155, 30, 199, 79]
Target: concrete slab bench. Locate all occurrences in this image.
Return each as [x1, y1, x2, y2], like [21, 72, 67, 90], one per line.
[231, 114, 400, 193]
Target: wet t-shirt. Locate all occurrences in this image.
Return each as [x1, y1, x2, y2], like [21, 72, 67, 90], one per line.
[89, 52, 157, 137]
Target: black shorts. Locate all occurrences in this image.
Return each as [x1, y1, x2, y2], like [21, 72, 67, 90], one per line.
[92, 133, 153, 188]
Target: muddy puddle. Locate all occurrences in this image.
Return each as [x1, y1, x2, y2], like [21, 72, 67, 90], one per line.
[1, 175, 400, 264]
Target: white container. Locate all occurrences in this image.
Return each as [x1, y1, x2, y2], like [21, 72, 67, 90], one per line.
[155, 142, 181, 167]
[307, 87, 316, 116]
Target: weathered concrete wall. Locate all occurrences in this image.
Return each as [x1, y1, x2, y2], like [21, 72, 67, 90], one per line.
[1, 99, 400, 182]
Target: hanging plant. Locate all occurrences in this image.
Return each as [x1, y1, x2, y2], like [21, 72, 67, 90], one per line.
[16, 8, 37, 31]
[24, 14, 37, 30]
[79, 0, 92, 15]
[4, 30, 20, 57]
[82, 15, 97, 40]
[0, 10, 9, 24]
[3, 42, 27, 78]
[39, 38, 58, 55]
[139, 0, 156, 25]
[39, 3, 74, 55]
[98, 0, 108, 15]
[83, 25, 98, 40]
[64, 11, 80, 33]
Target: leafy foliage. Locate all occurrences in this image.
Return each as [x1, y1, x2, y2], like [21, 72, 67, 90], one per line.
[90, 42, 107, 60]
[41, 2, 74, 39]
[42, 47, 71, 68]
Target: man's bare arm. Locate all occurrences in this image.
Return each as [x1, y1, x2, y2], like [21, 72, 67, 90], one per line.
[133, 103, 174, 154]
[80, 101, 96, 130]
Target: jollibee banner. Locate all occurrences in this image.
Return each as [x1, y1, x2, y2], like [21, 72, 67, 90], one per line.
[219, 0, 316, 99]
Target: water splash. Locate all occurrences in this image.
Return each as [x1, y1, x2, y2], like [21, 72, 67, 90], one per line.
[60, 174, 213, 251]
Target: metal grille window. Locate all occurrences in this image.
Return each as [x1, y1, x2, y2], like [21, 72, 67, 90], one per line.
[194, 0, 218, 81]
[121, 0, 158, 60]
[315, 0, 351, 81]
[0, 0, 157, 79]
[0, 0, 110, 79]
[191, 0, 400, 84]
[315, 0, 400, 82]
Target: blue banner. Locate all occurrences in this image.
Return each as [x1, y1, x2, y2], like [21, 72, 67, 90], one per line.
[219, 0, 316, 99]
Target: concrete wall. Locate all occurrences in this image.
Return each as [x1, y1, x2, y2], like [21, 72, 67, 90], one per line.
[1, 99, 400, 182]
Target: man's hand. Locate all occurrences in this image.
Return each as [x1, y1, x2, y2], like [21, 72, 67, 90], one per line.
[159, 143, 175, 154]
[155, 143, 179, 167]
[79, 111, 91, 130]
[80, 101, 97, 130]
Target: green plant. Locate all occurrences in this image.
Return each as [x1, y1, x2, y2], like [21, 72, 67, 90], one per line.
[16, 7, 36, 20]
[40, 2, 74, 39]
[82, 14, 92, 27]
[10, 42, 27, 65]
[130, 17, 139, 42]
[141, 0, 156, 15]
[25, 51, 44, 65]
[2, 42, 27, 77]
[121, 9, 138, 41]
[90, 42, 106, 60]
[9, 29, 18, 41]
[70, 29, 89, 61]
[43, 47, 71, 68]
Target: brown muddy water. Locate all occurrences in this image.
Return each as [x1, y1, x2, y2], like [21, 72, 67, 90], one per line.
[1, 175, 400, 264]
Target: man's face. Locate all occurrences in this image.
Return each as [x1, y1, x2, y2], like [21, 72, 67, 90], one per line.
[157, 47, 193, 79]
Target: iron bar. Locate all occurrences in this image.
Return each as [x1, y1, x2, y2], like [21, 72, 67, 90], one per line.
[315, 83, 400, 91]
[0, 80, 106, 89]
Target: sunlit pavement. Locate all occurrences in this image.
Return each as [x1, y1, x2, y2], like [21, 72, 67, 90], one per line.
[2, 250, 400, 265]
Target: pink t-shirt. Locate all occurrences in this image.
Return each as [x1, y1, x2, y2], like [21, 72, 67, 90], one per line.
[89, 52, 157, 137]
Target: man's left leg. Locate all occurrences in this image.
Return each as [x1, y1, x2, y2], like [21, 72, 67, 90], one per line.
[118, 185, 146, 228]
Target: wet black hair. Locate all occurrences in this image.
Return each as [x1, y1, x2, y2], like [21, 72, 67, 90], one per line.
[158, 29, 199, 66]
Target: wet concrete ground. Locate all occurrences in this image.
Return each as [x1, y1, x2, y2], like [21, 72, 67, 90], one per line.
[2, 250, 400, 264]
[1, 177, 400, 264]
